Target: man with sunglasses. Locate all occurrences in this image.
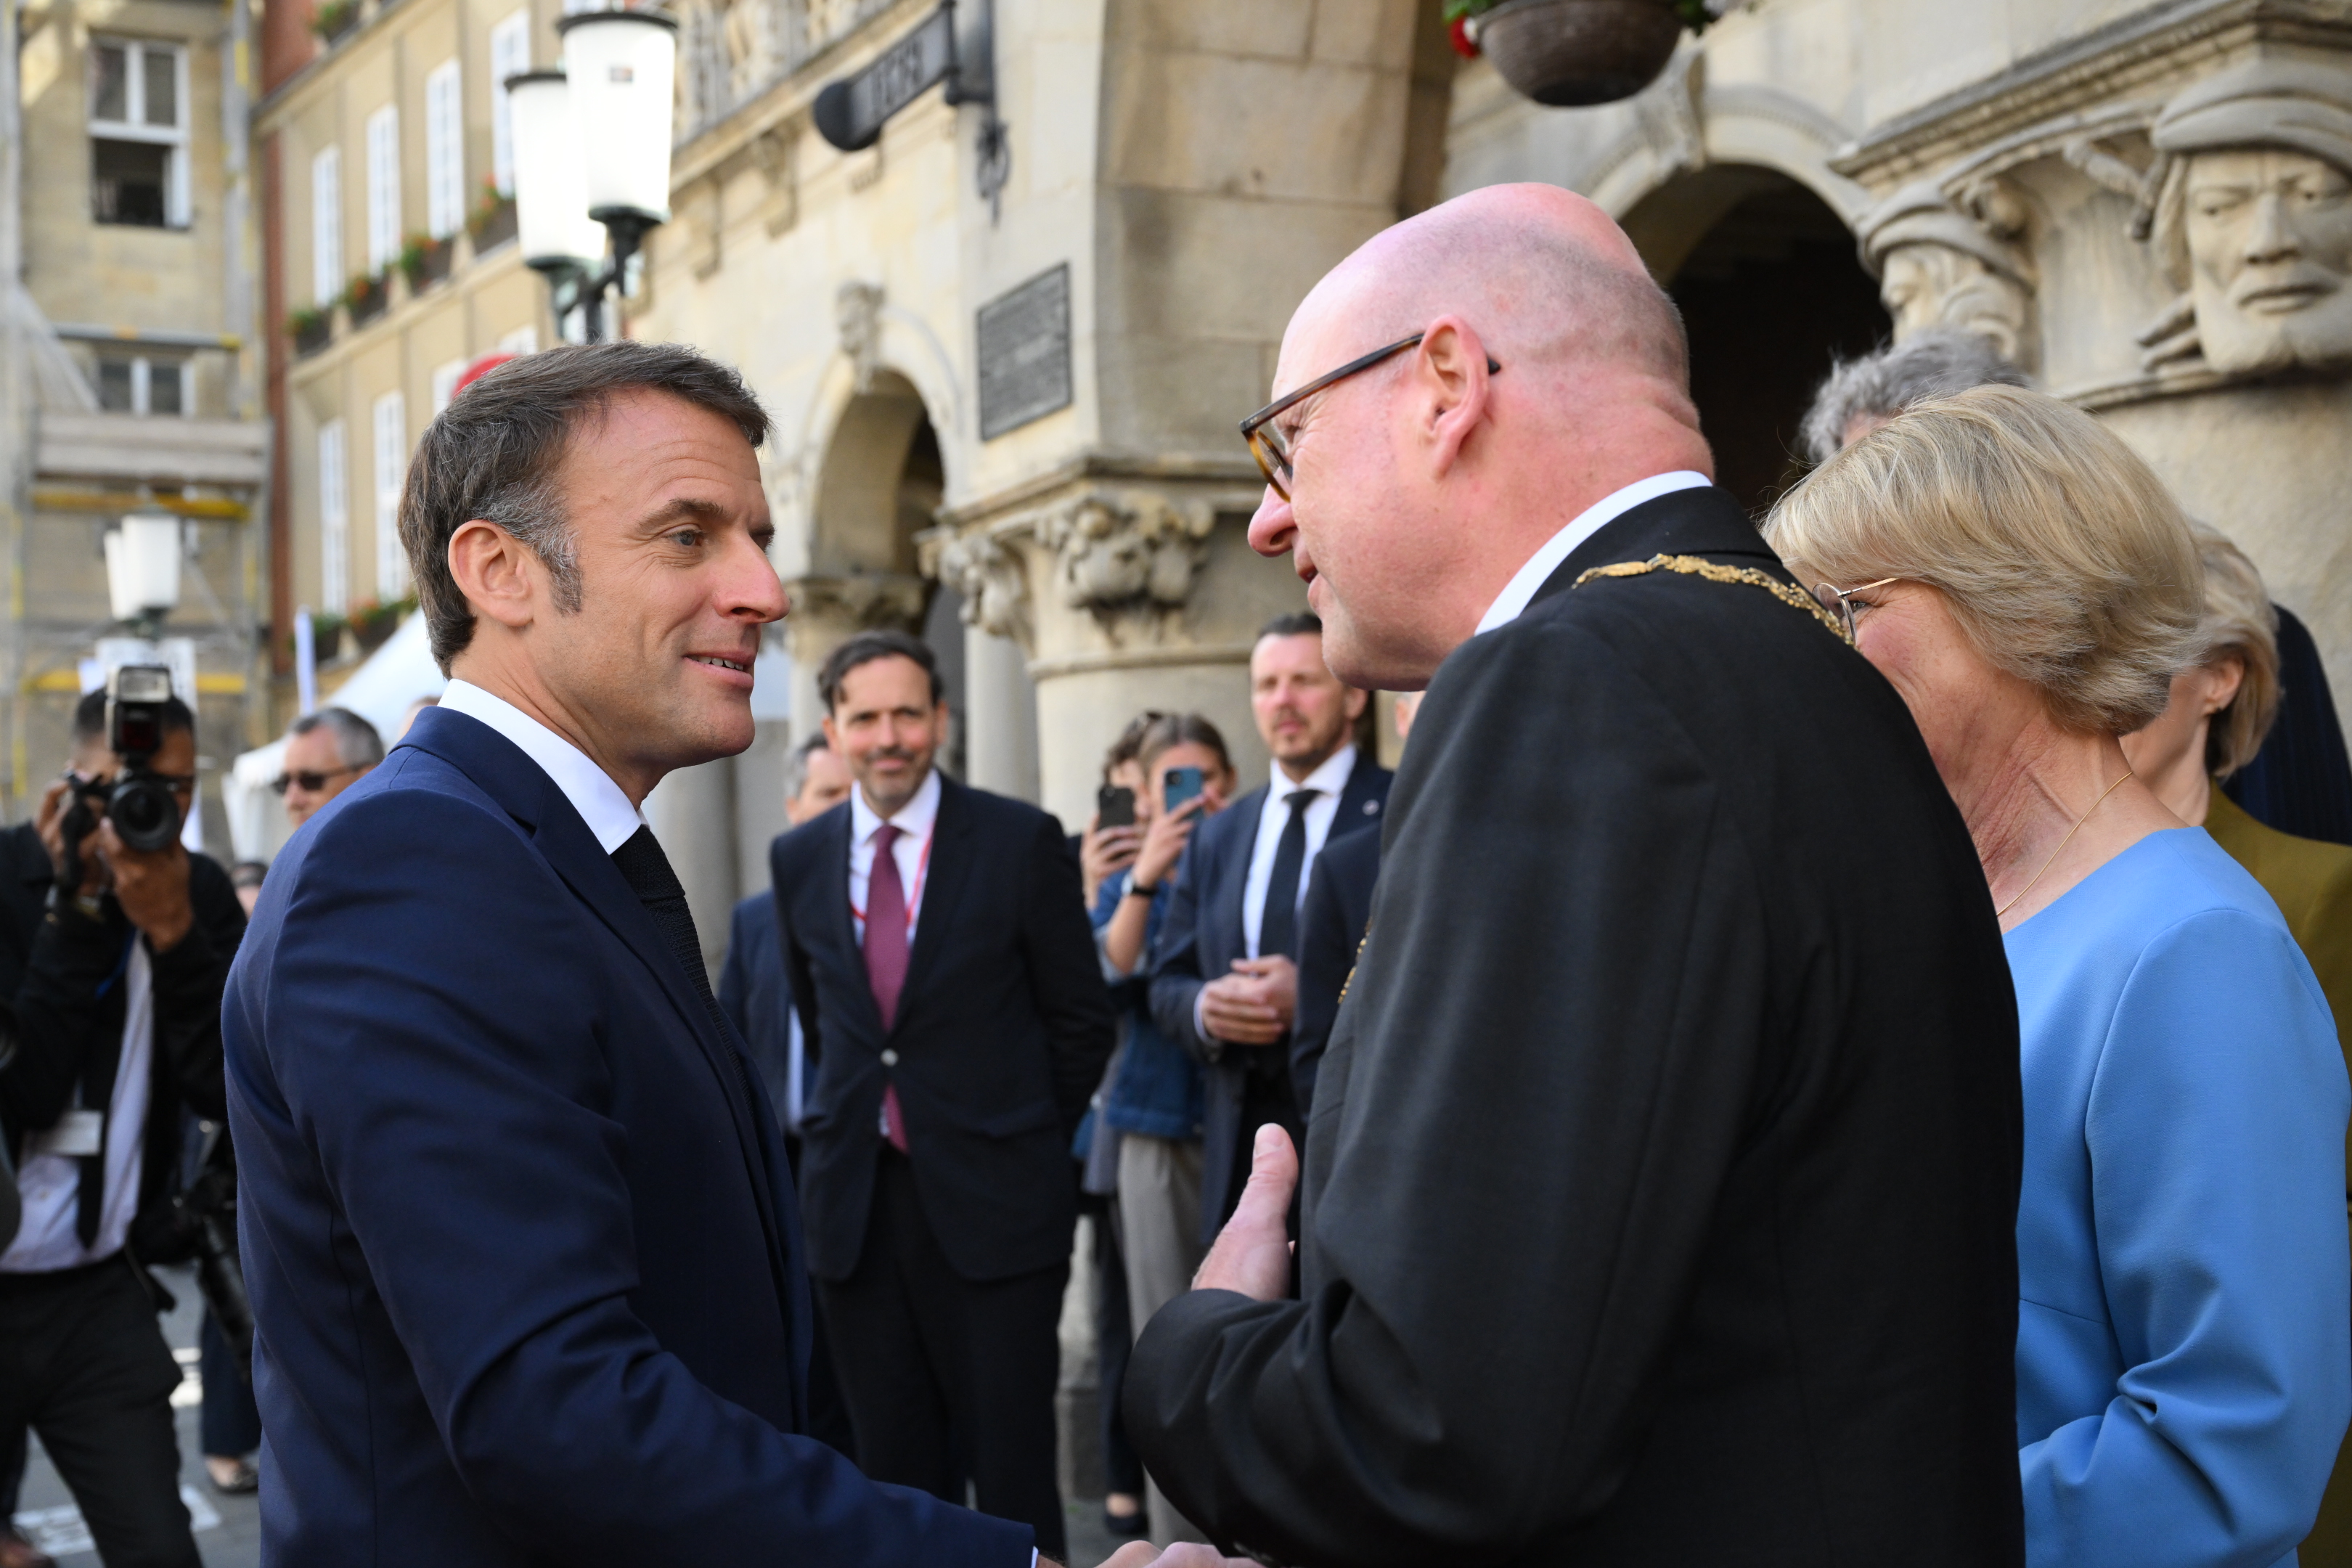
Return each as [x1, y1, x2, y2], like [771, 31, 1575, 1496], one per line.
[0, 687, 244, 1568]
[1125, 184, 2025, 1567]
[274, 706, 385, 829]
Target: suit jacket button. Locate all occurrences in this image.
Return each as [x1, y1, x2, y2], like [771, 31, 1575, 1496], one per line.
[881, 1048, 899, 1067]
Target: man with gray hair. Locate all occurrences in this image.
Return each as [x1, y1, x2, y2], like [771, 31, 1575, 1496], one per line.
[274, 706, 385, 829]
[1797, 325, 2028, 465]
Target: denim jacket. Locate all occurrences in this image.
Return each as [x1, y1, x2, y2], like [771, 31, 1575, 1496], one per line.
[1092, 870, 1205, 1142]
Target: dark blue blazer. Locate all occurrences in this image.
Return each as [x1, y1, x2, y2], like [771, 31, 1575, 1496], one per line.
[1147, 754, 1392, 1240]
[1289, 822, 1381, 1119]
[224, 708, 1029, 1567]
[772, 772, 1114, 1285]
[719, 889, 796, 1137]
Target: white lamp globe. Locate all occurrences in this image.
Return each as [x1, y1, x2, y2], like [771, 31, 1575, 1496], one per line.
[557, 8, 679, 227]
[105, 511, 182, 623]
[505, 70, 608, 269]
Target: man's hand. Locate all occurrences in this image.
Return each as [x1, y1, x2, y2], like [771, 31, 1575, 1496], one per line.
[34, 778, 105, 898]
[1199, 955, 1297, 1045]
[100, 821, 194, 951]
[1098, 1542, 1261, 1567]
[1194, 1123, 1299, 1302]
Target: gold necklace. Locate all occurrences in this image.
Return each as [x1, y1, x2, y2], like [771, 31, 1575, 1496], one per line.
[1994, 771, 2135, 920]
[1572, 553, 1853, 644]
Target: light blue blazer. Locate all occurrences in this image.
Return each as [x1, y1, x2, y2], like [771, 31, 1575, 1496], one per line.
[2009, 828, 2351, 1568]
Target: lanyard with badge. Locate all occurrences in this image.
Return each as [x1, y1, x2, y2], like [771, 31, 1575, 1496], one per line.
[852, 828, 935, 930]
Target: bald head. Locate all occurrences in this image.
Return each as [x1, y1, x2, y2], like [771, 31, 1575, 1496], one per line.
[1249, 184, 1713, 690]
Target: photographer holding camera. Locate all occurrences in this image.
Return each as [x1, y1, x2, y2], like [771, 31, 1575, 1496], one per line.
[0, 670, 245, 1568]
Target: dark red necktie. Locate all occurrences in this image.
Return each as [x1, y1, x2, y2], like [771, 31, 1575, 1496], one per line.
[864, 823, 912, 1153]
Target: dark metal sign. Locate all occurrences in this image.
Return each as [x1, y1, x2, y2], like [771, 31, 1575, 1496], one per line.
[813, 6, 957, 153]
[977, 264, 1072, 441]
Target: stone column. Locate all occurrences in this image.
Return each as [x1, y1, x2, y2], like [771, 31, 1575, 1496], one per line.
[965, 624, 1041, 803]
[779, 571, 928, 750]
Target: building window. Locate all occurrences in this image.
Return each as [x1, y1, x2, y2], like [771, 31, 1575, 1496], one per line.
[365, 105, 401, 272]
[425, 61, 463, 240]
[489, 11, 531, 197]
[319, 420, 350, 615]
[497, 325, 538, 355]
[430, 357, 467, 415]
[94, 356, 188, 415]
[311, 147, 343, 304]
[89, 38, 188, 227]
[372, 391, 408, 596]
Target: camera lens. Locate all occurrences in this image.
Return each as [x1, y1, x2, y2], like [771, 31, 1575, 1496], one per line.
[108, 775, 182, 852]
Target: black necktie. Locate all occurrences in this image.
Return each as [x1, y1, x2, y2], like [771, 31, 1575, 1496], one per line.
[611, 825, 731, 1043]
[1257, 789, 1318, 962]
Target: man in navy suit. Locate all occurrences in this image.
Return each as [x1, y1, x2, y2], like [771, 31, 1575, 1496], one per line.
[1149, 613, 1390, 1244]
[226, 343, 1171, 1568]
[771, 630, 1114, 1563]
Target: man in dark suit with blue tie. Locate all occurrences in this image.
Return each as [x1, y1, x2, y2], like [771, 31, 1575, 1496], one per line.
[224, 344, 1157, 1568]
[770, 631, 1114, 1564]
[1149, 614, 1390, 1244]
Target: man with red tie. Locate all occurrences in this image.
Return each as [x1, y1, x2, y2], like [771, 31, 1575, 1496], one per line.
[771, 629, 1114, 1562]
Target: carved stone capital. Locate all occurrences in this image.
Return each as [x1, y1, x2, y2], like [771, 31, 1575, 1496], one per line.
[1859, 176, 2038, 368]
[927, 531, 1034, 648]
[781, 571, 927, 640]
[1034, 489, 1218, 621]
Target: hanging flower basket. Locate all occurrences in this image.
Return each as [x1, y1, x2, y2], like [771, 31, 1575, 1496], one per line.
[1451, 0, 1708, 108]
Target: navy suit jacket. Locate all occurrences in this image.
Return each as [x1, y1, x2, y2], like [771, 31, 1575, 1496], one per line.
[1148, 754, 1392, 1240]
[719, 889, 795, 1138]
[224, 708, 1029, 1567]
[772, 772, 1113, 1285]
[1289, 822, 1380, 1119]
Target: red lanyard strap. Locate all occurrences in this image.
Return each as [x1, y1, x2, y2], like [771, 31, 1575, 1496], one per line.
[851, 829, 934, 926]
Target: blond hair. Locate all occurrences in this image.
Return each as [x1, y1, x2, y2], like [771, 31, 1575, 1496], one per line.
[1763, 384, 2203, 735]
[2189, 523, 2282, 779]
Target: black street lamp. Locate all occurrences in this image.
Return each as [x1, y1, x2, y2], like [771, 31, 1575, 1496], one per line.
[505, 8, 678, 343]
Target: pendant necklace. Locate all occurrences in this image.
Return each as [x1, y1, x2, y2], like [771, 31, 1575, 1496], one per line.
[1995, 771, 2134, 920]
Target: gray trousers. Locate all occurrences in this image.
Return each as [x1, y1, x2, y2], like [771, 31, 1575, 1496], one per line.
[1116, 1133, 1207, 1544]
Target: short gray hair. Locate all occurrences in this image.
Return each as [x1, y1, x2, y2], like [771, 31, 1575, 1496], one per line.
[783, 731, 831, 801]
[289, 706, 385, 769]
[400, 341, 770, 672]
[1798, 328, 2028, 467]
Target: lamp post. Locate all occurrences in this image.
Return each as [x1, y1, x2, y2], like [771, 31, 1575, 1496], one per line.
[104, 510, 182, 639]
[505, 7, 678, 343]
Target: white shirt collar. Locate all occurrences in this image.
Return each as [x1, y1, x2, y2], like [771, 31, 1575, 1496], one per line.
[1475, 471, 1712, 635]
[850, 766, 942, 846]
[1271, 742, 1358, 803]
[437, 679, 645, 854]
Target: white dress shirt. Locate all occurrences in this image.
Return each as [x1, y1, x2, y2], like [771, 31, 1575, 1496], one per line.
[438, 679, 646, 853]
[1241, 743, 1360, 959]
[2, 942, 153, 1273]
[1475, 470, 1712, 634]
[847, 767, 941, 943]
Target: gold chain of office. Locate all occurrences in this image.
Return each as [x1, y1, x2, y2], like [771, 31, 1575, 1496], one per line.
[1572, 554, 1853, 645]
[1332, 553, 1846, 1011]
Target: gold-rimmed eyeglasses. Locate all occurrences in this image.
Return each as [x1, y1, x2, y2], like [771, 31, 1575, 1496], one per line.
[1239, 332, 1503, 501]
[1813, 576, 1901, 640]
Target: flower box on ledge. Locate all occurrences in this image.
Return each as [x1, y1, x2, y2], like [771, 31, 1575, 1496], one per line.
[289, 309, 331, 357]
[469, 193, 517, 253]
[401, 234, 454, 293]
[346, 274, 388, 327]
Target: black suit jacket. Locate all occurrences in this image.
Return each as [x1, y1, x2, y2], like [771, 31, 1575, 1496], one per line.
[1147, 756, 1392, 1240]
[719, 889, 795, 1138]
[1126, 486, 2025, 1567]
[772, 772, 1114, 1284]
[1288, 824, 1378, 1119]
[226, 709, 1026, 1565]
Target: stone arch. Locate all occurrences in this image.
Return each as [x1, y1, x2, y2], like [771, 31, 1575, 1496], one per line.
[1622, 165, 1891, 510]
[809, 369, 940, 578]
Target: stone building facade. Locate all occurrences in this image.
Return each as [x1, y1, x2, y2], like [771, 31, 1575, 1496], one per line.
[0, 0, 269, 838]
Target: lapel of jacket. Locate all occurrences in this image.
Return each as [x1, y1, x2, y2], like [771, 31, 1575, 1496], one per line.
[892, 772, 976, 1034]
[402, 709, 788, 1257]
[814, 801, 886, 1041]
[1330, 760, 1389, 844]
[1531, 483, 1784, 611]
[1210, 783, 1269, 965]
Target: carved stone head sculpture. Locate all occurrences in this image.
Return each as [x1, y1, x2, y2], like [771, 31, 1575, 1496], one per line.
[1859, 179, 2038, 369]
[2142, 57, 2352, 376]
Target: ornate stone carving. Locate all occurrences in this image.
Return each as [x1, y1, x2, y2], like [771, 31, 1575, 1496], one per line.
[836, 282, 885, 392]
[1858, 178, 2038, 367]
[782, 571, 928, 634]
[1037, 491, 1217, 620]
[2130, 59, 2352, 377]
[932, 531, 1032, 645]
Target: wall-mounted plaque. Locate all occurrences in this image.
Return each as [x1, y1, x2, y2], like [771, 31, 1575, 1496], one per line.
[977, 264, 1072, 441]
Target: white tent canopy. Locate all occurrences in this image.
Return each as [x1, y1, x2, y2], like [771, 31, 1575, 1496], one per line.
[225, 612, 446, 863]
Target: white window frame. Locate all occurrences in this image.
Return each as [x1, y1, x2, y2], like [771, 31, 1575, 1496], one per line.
[372, 392, 409, 597]
[430, 357, 467, 415]
[311, 145, 343, 303]
[93, 354, 188, 416]
[88, 36, 191, 228]
[489, 11, 531, 197]
[497, 324, 538, 355]
[364, 105, 401, 273]
[425, 60, 463, 241]
[319, 420, 350, 616]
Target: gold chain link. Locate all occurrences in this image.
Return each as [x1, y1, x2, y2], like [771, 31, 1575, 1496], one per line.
[1572, 554, 1853, 645]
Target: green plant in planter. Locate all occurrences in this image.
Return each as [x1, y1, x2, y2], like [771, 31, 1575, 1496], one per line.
[343, 271, 385, 311]
[310, 0, 359, 38]
[287, 305, 329, 340]
[1443, 0, 1716, 48]
[466, 176, 514, 240]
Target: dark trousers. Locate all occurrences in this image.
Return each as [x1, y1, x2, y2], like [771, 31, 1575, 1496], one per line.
[1085, 1191, 1145, 1498]
[0, 1256, 200, 1567]
[198, 1309, 261, 1458]
[817, 1149, 1069, 1560]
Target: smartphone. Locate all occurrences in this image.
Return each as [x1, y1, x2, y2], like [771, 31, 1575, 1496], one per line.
[1163, 766, 1206, 813]
[1097, 785, 1137, 828]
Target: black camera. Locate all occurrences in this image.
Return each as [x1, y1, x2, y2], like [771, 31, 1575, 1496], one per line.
[60, 665, 184, 886]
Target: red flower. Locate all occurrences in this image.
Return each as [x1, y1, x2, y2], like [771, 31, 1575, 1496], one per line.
[1448, 13, 1479, 57]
